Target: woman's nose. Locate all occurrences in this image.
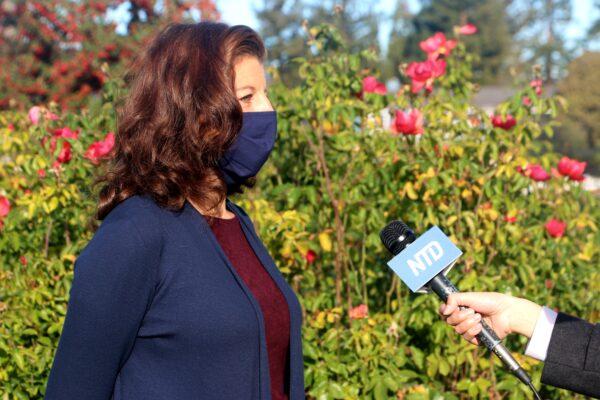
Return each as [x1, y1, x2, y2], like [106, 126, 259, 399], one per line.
[255, 93, 274, 112]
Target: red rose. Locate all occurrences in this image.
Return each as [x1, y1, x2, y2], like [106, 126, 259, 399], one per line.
[84, 132, 115, 165]
[545, 218, 566, 238]
[51, 126, 79, 139]
[503, 215, 518, 223]
[57, 140, 72, 164]
[305, 250, 316, 264]
[19, 255, 28, 266]
[406, 59, 446, 93]
[557, 156, 586, 181]
[490, 114, 517, 130]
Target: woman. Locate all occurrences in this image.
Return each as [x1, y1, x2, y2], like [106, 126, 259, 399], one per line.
[44, 21, 305, 400]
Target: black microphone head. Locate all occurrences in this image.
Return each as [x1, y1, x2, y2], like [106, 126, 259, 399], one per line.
[379, 220, 417, 255]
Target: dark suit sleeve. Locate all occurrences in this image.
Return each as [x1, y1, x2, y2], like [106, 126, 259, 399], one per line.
[44, 217, 162, 400]
[541, 312, 600, 398]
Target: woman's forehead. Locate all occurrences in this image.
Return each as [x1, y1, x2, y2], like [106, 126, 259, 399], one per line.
[234, 56, 266, 90]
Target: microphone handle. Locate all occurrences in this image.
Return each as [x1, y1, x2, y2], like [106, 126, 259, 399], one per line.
[428, 274, 532, 385]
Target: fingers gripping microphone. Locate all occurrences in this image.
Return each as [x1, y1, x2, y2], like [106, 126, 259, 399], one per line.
[379, 220, 542, 398]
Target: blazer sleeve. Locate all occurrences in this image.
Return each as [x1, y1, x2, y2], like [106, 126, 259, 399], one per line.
[44, 216, 162, 400]
[541, 312, 600, 398]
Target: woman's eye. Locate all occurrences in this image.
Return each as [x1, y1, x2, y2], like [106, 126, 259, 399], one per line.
[240, 94, 253, 102]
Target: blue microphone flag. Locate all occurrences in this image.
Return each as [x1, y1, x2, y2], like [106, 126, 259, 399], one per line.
[386, 226, 463, 293]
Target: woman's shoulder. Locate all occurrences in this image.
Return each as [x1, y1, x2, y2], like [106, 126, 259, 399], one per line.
[98, 194, 166, 251]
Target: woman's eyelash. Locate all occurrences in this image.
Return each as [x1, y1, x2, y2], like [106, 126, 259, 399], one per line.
[240, 94, 253, 101]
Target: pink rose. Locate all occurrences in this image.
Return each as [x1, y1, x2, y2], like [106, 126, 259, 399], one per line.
[530, 79, 543, 96]
[392, 109, 424, 135]
[419, 32, 457, 60]
[0, 195, 10, 218]
[362, 76, 387, 95]
[28, 106, 59, 125]
[349, 304, 368, 320]
[527, 164, 551, 182]
[458, 23, 477, 35]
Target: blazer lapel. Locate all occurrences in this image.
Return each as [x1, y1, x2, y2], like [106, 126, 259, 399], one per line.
[226, 198, 305, 400]
[182, 199, 272, 400]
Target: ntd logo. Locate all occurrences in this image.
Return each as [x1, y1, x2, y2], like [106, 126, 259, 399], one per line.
[407, 241, 444, 276]
[387, 226, 463, 293]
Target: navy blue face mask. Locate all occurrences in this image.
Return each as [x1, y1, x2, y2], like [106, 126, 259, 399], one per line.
[218, 110, 278, 188]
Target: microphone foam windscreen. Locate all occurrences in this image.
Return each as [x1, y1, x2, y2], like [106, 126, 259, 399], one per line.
[379, 220, 416, 255]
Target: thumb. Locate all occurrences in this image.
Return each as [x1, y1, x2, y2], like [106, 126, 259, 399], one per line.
[444, 292, 498, 315]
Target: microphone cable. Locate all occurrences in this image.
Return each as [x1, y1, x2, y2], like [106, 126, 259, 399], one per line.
[529, 381, 544, 400]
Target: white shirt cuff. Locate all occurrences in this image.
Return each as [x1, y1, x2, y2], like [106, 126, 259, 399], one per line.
[524, 306, 558, 361]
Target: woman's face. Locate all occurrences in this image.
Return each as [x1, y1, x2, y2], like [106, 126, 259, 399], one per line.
[234, 55, 274, 113]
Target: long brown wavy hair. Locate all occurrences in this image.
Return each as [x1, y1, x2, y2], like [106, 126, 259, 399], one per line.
[93, 21, 266, 221]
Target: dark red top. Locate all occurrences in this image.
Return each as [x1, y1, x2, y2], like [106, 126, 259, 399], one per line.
[204, 213, 290, 400]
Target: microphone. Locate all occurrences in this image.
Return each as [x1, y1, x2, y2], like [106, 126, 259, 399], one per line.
[379, 220, 542, 397]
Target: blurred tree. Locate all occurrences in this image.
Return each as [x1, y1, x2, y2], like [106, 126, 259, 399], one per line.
[0, 0, 219, 111]
[381, 0, 412, 81]
[555, 51, 600, 174]
[254, 0, 306, 87]
[308, 0, 381, 55]
[511, 0, 573, 82]
[401, 0, 513, 84]
[587, 0, 600, 39]
[256, 0, 381, 86]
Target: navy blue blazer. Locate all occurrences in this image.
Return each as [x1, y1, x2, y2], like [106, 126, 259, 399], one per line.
[44, 194, 305, 400]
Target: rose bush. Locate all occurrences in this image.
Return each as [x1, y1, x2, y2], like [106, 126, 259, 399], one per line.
[1, 22, 599, 399]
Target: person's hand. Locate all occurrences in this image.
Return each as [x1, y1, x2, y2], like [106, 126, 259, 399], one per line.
[438, 292, 542, 345]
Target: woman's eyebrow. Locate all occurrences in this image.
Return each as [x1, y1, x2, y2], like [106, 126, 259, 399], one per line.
[236, 85, 255, 91]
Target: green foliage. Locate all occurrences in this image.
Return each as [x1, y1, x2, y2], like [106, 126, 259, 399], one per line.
[259, 23, 600, 399]
[1, 22, 599, 400]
